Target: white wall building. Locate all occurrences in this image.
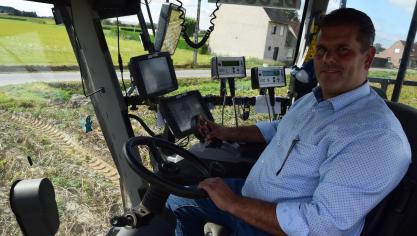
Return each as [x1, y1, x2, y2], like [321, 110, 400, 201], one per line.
[208, 5, 299, 64]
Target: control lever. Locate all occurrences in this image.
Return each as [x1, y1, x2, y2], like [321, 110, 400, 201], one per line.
[111, 215, 135, 227]
[190, 115, 222, 148]
[209, 161, 226, 177]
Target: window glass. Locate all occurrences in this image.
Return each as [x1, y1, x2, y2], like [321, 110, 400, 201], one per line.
[346, 0, 416, 105]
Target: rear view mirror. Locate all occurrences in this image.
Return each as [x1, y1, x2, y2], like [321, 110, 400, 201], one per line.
[154, 3, 184, 55]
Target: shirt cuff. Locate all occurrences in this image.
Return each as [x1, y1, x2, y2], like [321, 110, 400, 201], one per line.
[255, 120, 279, 143]
[276, 202, 309, 236]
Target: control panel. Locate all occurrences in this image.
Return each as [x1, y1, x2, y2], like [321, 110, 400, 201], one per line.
[251, 66, 286, 89]
[211, 56, 246, 79]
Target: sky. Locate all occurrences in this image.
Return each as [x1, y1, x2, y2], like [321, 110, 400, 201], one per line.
[1, 0, 415, 48]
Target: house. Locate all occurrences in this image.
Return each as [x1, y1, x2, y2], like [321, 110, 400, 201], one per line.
[208, 5, 299, 64]
[376, 40, 417, 68]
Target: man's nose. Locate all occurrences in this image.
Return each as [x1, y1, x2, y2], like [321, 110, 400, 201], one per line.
[322, 50, 337, 63]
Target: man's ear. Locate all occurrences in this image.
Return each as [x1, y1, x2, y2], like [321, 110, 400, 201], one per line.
[364, 46, 376, 69]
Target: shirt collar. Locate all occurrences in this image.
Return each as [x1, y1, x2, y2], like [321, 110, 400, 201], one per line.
[312, 81, 371, 111]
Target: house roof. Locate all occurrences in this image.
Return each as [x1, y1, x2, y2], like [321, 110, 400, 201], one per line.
[264, 8, 291, 24]
[396, 40, 417, 57]
[263, 8, 300, 38]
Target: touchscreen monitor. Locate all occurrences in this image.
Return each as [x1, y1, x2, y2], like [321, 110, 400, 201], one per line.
[128, 52, 178, 98]
[159, 90, 213, 138]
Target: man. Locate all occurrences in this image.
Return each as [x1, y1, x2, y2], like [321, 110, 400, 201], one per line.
[166, 8, 411, 236]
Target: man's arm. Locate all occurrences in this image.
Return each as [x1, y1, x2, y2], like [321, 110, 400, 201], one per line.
[198, 178, 286, 236]
[200, 129, 411, 235]
[208, 125, 266, 143]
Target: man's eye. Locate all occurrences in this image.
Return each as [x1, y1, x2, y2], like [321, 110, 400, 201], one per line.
[316, 47, 326, 56]
[339, 47, 350, 53]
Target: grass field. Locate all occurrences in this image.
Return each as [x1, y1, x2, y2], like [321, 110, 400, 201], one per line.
[0, 16, 212, 67]
[0, 14, 281, 69]
[368, 70, 417, 107]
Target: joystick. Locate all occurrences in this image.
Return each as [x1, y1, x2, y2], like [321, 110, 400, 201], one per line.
[190, 115, 222, 148]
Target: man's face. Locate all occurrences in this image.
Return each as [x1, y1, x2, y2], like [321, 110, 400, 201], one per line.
[314, 25, 376, 99]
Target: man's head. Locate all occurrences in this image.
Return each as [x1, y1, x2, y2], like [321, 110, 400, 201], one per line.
[314, 8, 376, 99]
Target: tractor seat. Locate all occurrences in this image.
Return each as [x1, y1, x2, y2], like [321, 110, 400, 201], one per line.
[10, 178, 60, 236]
[361, 101, 417, 235]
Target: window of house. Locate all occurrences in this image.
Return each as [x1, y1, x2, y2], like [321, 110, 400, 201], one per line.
[272, 26, 277, 35]
[279, 25, 285, 36]
[287, 48, 294, 58]
[395, 48, 401, 53]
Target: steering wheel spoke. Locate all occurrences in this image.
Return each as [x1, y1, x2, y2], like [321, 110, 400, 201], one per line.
[124, 136, 210, 198]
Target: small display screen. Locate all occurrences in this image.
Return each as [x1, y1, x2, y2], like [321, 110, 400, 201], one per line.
[168, 95, 209, 134]
[262, 70, 280, 76]
[138, 57, 175, 95]
[160, 91, 213, 138]
[221, 61, 240, 67]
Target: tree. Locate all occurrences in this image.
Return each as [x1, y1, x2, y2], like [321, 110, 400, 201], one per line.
[374, 43, 385, 53]
[184, 17, 197, 36]
[283, 10, 299, 21]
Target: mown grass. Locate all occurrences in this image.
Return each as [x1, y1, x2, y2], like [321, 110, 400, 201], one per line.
[369, 69, 417, 107]
[0, 17, 212, 67]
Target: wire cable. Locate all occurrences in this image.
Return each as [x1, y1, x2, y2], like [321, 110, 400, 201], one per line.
[117, 18, 128, 96]
[69, 6, 88, 97]
[232, 97, 238, 127]
[128, 114, 156, 137]
[175, 0, 221, 49]
[144, 0, 156, 36]
[263, 90, 272, 122]
[220, 79, 227, 125]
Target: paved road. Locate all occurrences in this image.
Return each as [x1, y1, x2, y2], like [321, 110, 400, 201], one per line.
[0, 70, 216, 86]
[0, 68, 397, 86]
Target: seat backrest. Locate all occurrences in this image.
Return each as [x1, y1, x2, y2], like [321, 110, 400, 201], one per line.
[10, 178, 60, 236]
[361, 101, 417, 236]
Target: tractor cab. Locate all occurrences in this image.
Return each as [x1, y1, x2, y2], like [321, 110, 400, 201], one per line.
[7, 0, 417, 235]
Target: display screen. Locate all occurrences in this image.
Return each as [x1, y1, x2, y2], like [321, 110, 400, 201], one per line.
[168, 95, 209, 133]
[221, 61, 240, 67]
[138, 57, 175, 95]
[160, 91, 213, 138]
[262, 70, 280, 76]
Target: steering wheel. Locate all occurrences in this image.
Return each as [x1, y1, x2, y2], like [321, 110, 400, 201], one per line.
[123, 136, 210, 198]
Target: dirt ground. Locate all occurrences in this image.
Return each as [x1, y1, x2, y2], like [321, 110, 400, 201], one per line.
[0, 109, 124, 235]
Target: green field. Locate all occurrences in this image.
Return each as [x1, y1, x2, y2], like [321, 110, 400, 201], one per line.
[0, 16, 212, 67]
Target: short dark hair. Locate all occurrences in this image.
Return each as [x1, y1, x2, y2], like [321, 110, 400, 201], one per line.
[319, 8, 375, 52]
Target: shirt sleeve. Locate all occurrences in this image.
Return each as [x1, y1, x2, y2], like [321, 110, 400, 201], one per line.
[276, 129, 411, 236]
[255, 120, 280, 143]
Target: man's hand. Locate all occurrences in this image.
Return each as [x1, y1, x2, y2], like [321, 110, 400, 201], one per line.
[195, 115, 228, 143]
[195, 115, 266, 144]
[198, 177, 240, 212]
[198, 178, 285, 235]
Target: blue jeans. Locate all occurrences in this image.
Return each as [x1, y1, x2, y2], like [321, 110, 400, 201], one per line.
[165, 178, 271, 236]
